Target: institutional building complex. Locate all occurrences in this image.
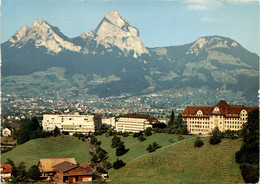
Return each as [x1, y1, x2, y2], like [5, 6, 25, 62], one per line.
[182, 100, 255, 134]
[42, 112, 102, 134]
[116, 114, 158, 132]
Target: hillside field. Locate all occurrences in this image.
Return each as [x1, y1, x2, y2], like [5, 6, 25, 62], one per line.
[107, 137, 244, 183]
[1, 134, 243, 183]
[1, 135, 91, 168]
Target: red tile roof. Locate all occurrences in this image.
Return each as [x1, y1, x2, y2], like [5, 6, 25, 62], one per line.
[182, 101, 256, 117]
[0, 164, 12, 174]
[10, 123, 20, 129]
[52, 161, 78, 173]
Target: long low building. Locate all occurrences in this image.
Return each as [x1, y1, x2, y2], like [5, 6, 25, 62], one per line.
[182, 100, 255, 134]
[42, 112, 101, 134]
[116, 114, 158, 132]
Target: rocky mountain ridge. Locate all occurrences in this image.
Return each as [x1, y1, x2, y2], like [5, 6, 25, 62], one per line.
[1, 10, 259, 105]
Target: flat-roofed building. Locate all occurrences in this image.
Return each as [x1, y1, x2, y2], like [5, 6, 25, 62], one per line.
[101, 117, 116, 129]
[182, 100, 255, 134]
[42, 112, 101, 134]
[116, 114, 158, 132]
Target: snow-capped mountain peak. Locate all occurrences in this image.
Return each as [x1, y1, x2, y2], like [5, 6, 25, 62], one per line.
[8, 19, 82, 54]
[85, 10, 149, 58]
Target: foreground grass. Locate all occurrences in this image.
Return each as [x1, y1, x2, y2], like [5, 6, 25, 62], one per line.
[108, 137, 243, 183]
[1, 135, 91, 168]
[97, 133, 193, 164]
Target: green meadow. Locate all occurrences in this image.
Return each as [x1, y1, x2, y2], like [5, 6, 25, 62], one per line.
[107, 137, 244, 183]
[1, 133, 243, 183]
[1, 135, 91, 168]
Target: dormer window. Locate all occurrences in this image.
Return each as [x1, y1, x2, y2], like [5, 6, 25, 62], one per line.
[213, 107, 220, 113]
[196, 110, 203, 116]
[240, 109, 247, 118]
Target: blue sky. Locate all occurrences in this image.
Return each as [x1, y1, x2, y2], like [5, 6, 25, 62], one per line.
[1, 0, 259, 54]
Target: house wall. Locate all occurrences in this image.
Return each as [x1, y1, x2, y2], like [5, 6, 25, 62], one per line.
[116, 117, 152, 132]
[0, 173, 12, 179]
[2, 128, 11, 136]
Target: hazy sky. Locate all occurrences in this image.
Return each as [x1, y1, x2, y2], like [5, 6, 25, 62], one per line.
[1, 0, 259, 54]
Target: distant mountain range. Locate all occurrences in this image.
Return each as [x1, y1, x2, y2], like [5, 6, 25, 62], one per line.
[2, 10, 259, 105]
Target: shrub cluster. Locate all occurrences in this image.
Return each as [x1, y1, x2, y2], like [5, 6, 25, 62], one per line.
[194, 137, 204, 148]
[147, 142, 161, 153]
[113, 159, 126, 169]
[209, 127, 222, 145]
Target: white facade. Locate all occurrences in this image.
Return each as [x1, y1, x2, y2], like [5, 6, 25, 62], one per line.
[42, 113, 101, 134]
[116, 117, 152, 132]
[2, 128, 11, 137]
[101, 117, 116, 129]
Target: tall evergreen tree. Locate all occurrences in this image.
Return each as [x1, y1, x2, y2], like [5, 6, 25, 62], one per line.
[168, 110, 175, 127]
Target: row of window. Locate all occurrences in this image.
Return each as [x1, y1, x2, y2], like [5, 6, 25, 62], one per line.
[189, 125, 210, 128]
[225, 125, 242, 129]
[190, 121, 210, 124]
[190, 117, 209, 120]
[225, 121, 243, 124]
[189, 129, 209, 132]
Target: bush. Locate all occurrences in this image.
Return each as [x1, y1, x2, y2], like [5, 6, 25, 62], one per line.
[102, 160, 112, 169]
[91, 155, 99, 163]
[111, 136, 122, 148]
[168, 138, 175, 143]
[147, 142, 161, 153]
[122, 132, 129, 137]
[27, 165, 41, 180]
[138, 135, 146, 142]
[133, 131, 143, 138]
[145, 127, 153, 136]
[177, 135, 184, 140]
[209, 127, 222, 145]
[194, 137, 204, 148]
[116, 142, 128, 156]
[147, 144, 155, 152]
[240, 164, 259, 183]
[113, 159, 126, 169]
[209, 136, 221, 145]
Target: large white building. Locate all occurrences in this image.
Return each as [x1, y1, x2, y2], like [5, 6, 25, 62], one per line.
[182, 101, 255, 135]
[116, 114, 158, 132]
[101, 117, 116, 129]
[42, 112, 101, 134]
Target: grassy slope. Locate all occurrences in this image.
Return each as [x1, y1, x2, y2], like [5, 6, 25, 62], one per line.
[108, 137, 243, 183]
[97, 133, 193, 164]
[1, 135, 91, 169]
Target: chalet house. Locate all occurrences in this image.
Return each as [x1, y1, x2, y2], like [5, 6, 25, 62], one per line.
[0, 164, 12, 180]
[38, 158, 76, 177]
[182, 100, 255, 134]
[2, 128, 11, 137]
[52, 161, 92, 183]
[116, 114, 158, 132]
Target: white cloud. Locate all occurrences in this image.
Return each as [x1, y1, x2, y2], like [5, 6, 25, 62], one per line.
[185, 0, 223, 10]
[226, 0, 259, 4]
